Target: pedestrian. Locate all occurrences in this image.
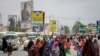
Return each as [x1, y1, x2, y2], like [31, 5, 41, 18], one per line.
[49, 35, 55, 53]
[2, 37, 8, 53]
[82, 35, 94, 56]
[27, 39, 34, 56]
[81, 38, 86, 49]
[77, 37, 82, 56]
[29, 37, 43, 56]
[41, 37, 50, 56]
[93, 39, 99, 56]
[19, 37, 24, 45]
[64, 38, 71, 54]
[58, 38, 66, 56]
[52, 42, 60, 56]
[7, 42, 13, 56]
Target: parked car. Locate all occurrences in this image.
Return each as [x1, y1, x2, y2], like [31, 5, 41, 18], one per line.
[4, 32, 20, 50]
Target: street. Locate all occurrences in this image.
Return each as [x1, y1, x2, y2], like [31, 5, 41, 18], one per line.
[0, 51, 28, 56]
[0, 45, 28, 56]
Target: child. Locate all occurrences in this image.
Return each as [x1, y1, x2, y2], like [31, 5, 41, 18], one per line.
[7, 43, 13, 56]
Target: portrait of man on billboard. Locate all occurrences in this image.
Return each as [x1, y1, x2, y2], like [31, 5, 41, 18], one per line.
[21, 1, 33, 22]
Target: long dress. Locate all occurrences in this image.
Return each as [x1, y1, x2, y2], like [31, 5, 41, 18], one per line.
[58, 43, 66, 56]
[29, 46, 40, 56]
[52, 45, 60, 56]
[93, 40, 99, 56]
[2, 38, 8, 53]
[82, 40, 94, 56]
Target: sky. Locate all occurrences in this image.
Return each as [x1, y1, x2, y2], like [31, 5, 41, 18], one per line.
[0, 0, 100, 28]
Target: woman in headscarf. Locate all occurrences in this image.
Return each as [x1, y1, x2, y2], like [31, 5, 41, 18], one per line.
[27, 39, 34, 56]
[93, 39, 99, 56]
[64, 37, 71, 55]
[77, 37, 82, 56]
[52, 42, 60, 56]
[40, 37, 50, 56]
[2, 37, 8, 53]
[30, 37, 43, 56]
[82, 35, 95, 56]
[58, 37, 66, 56]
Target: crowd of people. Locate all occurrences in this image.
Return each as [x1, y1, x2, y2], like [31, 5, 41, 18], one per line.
[1, 33, 100, 56]
[26, 34, 100, 56]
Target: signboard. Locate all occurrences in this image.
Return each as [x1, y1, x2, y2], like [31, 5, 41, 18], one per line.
[32, 11, 44, 32]
[96, 20, 100, 32]
[32, 21, 43, 32]
[32, 11, 44, 21]
[50, 20, 56, 32]
[79, 26, 86, 33]
[21, 22, 31, 29]
[21, 1, 33, 22]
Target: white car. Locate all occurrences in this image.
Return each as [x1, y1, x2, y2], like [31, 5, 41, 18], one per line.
[4, 32, 20, 50]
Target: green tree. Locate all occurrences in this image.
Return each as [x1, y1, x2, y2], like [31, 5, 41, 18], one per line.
[72, 21, 85, 33]
[8, 26, 15, 31]
[64, 26, 70, 34]
[15, 24, 21, 32]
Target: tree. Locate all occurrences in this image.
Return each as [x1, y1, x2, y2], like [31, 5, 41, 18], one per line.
[15, 19, 21, 32]
[72, 21, 85, 33]
[8, 26, 15, 31]
[64, 26, 70, 34]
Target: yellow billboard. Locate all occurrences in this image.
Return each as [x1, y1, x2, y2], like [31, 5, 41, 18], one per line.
[32, 11, 44, 21]
[50, 20, 56, 32]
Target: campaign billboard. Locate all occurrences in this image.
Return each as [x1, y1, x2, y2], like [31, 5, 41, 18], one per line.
[32, 11, 44, 32]
[50, 20, 56, 32]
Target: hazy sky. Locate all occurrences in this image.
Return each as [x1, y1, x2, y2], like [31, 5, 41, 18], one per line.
[0, 0, 100, 28]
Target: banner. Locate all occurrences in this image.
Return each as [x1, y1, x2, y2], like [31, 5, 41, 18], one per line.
[79, 25, 87, 33]
[96, 20, 100, 32]
[32, 11, 44, 32]
[32, 21, 43, 32]
[50, 20, 56, 32]
[21, 1, 33, 22]
[32, 11, 44, 21]
[21, 22, 31, 29]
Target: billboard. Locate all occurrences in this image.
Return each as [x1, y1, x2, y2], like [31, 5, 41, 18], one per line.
[32, 21, 43, 32]
[97, 20, 100, 26]
[8, 15, 17, 31]
[32, 11, 44, 32]
[96, 20, 100, 32]
[8, 15, 17, 27]
[21, 1, 33, 22]
[50, 20, 56, 32]
[32, 11, 44, 21]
